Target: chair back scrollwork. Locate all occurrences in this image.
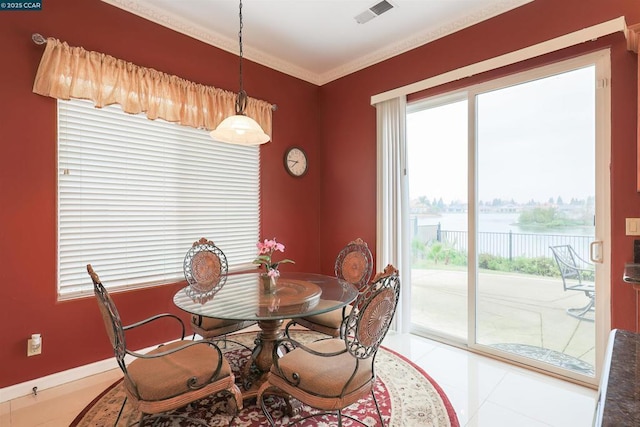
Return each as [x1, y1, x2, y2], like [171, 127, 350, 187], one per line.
[344, 264, 400, 359]
[184, 238, 228, 293]
[334, 238, 374, 292]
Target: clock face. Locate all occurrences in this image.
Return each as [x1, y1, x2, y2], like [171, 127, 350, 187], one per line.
[285, 147, 308, 177]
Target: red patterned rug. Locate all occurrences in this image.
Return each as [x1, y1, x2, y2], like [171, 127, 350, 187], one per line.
[71, 331, 459, 426]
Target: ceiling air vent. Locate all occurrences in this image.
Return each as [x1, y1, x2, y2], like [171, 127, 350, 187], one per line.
[354, 0, 395, 24]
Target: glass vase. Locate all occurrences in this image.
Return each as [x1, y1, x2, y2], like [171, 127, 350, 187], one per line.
[260, 272, 277, 293]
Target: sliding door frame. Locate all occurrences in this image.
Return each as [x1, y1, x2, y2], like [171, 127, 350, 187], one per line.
[405, 49, 611, 385]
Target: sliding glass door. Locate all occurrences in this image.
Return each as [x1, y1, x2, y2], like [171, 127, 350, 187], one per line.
[407, 51, 610, 384]
[474, 65, 597, 377]
[407, 95, 469, 342]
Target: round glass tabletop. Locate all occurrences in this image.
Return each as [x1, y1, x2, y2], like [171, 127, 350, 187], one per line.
[173, 271, 358, 321]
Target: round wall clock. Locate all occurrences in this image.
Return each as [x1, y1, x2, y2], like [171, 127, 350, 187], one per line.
[284, 147, 308, 177]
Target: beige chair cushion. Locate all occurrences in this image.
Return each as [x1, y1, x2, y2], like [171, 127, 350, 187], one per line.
[191, 315, 256, 339]
[194, 315, 244, 330]
[301, 301, 352, 329]
[125, 340, 232, 401]
[269, 338, 373, 407]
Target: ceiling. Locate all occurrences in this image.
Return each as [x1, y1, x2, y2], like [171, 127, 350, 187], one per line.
[102, 0, 533, 85]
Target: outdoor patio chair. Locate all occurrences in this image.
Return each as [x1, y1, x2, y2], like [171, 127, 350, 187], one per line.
[87, 264, 242, 426]
[549, 244, 595, 321]
[284, 238, 373, 338]
[257, 265, 400, 426]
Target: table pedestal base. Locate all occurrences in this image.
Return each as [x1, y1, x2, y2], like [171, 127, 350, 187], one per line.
[240, 318, 296, 413]
[242, 319, 282, 390]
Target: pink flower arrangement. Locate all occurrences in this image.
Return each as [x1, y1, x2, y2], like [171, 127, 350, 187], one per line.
[253, 238, 294, 277]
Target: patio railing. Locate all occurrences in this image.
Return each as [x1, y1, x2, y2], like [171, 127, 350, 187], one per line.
[415, 223, 594, 261]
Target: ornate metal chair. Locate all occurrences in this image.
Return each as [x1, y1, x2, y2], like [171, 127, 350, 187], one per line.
[285, 238, 373, 338]
[87, 264, 242, 426]
[258, 265, 400, 426]
[549, 244, 595, 321]
[184, 238, 256, 341]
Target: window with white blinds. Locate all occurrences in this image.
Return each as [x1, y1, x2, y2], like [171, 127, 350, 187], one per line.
[57, 99, 260, 299]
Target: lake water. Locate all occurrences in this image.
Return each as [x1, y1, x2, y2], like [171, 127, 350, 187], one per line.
[416, 212, 594, 236]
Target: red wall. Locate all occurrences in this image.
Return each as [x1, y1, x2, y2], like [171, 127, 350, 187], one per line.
[0, 0, 320, 387]
[0, 0, 638, 389]
[318, 0, 639, 329]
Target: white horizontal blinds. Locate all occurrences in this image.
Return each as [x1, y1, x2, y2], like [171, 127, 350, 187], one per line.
[58, 99, 260, 298]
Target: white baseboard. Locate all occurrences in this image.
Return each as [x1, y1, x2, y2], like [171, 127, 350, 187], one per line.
[0, 339, 182, 403]
[0, 355, 117, 403]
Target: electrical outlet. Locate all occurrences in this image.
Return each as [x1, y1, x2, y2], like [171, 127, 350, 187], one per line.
[27, 338, 42, 357]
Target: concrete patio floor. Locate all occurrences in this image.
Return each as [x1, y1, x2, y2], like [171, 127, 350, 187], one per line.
[410, 268, 595, 375]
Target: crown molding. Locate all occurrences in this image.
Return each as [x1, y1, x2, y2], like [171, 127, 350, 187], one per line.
[100, 0, 322, 84]
[102, 0, 533, 86]
[317, 0, 533, 85]
[371, 16, 626, 105]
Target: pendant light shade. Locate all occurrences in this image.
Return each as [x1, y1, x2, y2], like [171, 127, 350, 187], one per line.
[210, 114, 270, 145]
[211, 0, 270, 146]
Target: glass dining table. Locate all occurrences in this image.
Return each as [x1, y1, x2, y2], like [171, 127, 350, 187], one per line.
[173, 270, 358, 400]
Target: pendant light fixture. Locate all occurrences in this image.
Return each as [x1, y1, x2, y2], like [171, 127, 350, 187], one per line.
[210, 0, 271, 145]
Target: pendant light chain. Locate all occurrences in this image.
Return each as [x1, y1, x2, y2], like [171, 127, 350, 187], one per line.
[236, 0, 247, 115]
[238, 0, 244, 93]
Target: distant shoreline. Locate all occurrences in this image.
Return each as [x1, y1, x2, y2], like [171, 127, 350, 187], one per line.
[415, 212, 594, 236]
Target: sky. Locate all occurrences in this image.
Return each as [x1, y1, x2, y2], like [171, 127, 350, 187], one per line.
[406, 65, 596, 205]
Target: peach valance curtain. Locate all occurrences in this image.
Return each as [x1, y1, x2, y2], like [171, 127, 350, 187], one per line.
[32, 38, 272, 136]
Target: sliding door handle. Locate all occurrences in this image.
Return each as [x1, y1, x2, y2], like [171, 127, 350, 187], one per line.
[590, 240, 603, 264]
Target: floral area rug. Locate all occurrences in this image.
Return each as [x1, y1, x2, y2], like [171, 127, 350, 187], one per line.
[71, 331, 459, 426]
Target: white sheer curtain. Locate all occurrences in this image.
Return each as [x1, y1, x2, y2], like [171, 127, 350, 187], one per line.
[375, 96, 411, 333]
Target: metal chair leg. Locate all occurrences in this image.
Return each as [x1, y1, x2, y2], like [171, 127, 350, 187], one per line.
[114, 395, 127, 426]
[567, 296, 595, 321]
[371, 389, 386, 426]
[258, 386, 277, 427]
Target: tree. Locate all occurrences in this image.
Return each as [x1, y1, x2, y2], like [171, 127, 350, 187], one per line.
[518, 206, 569, 227]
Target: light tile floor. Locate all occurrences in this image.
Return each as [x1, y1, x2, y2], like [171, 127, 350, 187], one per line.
[383, 332, 597, 427]
[1, 332, 597, 426]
